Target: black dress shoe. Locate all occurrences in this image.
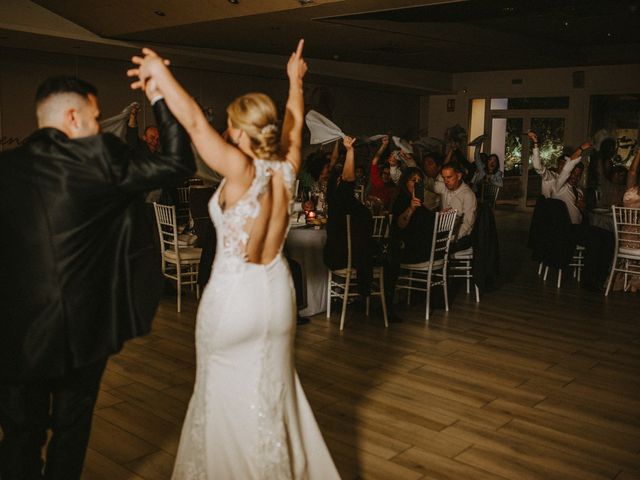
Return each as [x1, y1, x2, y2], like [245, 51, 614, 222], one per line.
[296, 315, 310, 325]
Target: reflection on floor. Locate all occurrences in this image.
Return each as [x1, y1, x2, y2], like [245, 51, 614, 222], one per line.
[83, 209, 639, 480]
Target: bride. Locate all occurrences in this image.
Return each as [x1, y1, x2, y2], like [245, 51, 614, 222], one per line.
[129, 40, 340, 479]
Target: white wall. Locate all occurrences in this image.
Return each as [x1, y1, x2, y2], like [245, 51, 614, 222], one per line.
[426, 63, 640, 149]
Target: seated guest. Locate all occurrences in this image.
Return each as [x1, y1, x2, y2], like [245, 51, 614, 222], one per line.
[587, 138, 617, 207]
[384, 167, 436, 321]
[421, 153, 442, 211]
[126, 103, 160, 154]
[597, 157, 627, 208]
[390, 168, 436, 263]
[324, 136, 374, 297]
[299, 140, 340, 198]
[434, 162, 477, 252]
[529, 131, 568, 198]
[615, 149, 640, 292]
[551, 141, 592, 232]
[443, 141, 476, 185]
[126, 103, 166, 203]
[469, 135, 503, 188]
[386, 149, 407, 185]
[552, 141, 615, 291]
[285, 256, 311, 324]
[369, 135, 398, 211]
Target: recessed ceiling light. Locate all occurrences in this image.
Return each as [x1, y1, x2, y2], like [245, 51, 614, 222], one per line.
[154, 10, 166, 16]
[228, 0, 239, 4]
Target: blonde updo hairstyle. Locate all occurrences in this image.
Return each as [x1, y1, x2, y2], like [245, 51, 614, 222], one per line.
[226, 92, 281, 161]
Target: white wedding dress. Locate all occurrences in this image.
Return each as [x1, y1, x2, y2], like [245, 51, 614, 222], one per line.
[172, 159, 340, 479]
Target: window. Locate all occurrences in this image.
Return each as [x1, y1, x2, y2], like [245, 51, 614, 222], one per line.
[490, 97, 569, 110]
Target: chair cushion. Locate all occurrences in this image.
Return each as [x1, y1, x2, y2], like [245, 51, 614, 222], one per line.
[400, 258, 445, 270]
[165, 247, 202, 262]
[451, 247, 473, 259]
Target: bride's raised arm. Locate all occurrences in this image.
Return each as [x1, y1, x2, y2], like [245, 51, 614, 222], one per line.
[128, 48, 250, 180]
[280, 39, 307, 174]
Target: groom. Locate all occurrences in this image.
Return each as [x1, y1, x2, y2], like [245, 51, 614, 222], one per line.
[0, 75, 194, 479]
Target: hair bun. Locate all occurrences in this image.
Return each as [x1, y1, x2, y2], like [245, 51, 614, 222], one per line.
[260, 124, 278, 136]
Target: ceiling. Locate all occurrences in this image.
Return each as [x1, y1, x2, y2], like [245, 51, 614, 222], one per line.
[31, 0, 640, 72]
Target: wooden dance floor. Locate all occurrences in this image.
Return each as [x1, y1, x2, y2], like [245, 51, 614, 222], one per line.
[83, 210, 639, 479]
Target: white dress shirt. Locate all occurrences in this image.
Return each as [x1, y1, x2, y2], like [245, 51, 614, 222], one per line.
[390, 165, 402, 185]
[531, 147, 560, 198]
[551, 156, 583, 224]
[435, 180, 477, 238]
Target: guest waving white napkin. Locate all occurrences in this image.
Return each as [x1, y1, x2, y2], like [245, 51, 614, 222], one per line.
[100, 102, 139, 140]
[392, 136, 413, 155]
[305, 110, 345, 145]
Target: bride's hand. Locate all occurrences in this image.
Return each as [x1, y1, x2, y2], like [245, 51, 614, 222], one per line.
[287, 39, 307, 84]
[127, 48, 171, 99]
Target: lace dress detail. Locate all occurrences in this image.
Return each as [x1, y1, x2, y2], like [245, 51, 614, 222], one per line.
[211, 159, 296, 273]
[171, 158, 339, 480]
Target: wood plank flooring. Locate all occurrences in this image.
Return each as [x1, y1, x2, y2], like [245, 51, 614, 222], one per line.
[83, 210, 639, 479]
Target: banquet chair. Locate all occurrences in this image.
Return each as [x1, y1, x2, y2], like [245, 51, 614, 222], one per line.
[537, 199, 581, 288]
[371, 214, 391, 239]
[370, 214, 391, 309]
[176, 186, 191, 227]
[449, 247, 480, 303]
[604, 206, 640, 295]
[395, 210, 457, 321]
[154, 203, 202, 313]
[480, 184, 500, 208]
[326, 215, 389, 330]
[354, 185, 365, 203]
[543, 246, 586, 288]
[528, 195, 550, 276]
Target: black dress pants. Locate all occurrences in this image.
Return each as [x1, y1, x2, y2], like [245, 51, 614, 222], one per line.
[582, 226, 615, 289]
[0, 358, 107, 480]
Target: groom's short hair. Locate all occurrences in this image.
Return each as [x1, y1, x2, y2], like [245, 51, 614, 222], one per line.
[35, 76, 97, 107]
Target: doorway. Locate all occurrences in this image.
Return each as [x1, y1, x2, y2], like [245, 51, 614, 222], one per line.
[489, 113, 566, 208]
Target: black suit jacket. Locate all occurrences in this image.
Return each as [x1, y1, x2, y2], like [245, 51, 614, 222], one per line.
[0, 100, 195, 382]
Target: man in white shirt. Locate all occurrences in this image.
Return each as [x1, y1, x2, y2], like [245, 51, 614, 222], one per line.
[551, 141, 592, 225]
[435, 162, 477, 251]
[528, 131, 567, 198]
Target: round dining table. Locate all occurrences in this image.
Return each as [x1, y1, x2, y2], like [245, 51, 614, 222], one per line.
[285, 224, 328, 316]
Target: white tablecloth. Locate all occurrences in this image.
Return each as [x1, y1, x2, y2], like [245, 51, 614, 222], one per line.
[285, 227, 328, 316]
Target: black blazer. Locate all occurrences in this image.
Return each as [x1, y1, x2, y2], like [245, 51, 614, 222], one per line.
[0, 100, 195, 382]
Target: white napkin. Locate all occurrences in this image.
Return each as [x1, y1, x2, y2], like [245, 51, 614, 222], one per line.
[392, 136, 413, 154]
[468, 133, 487, 146]
[305, 110, 345, 145]
[414, 137, 445, 152]
[100, 102, 139, 140]
[363, 134, 387, 143]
